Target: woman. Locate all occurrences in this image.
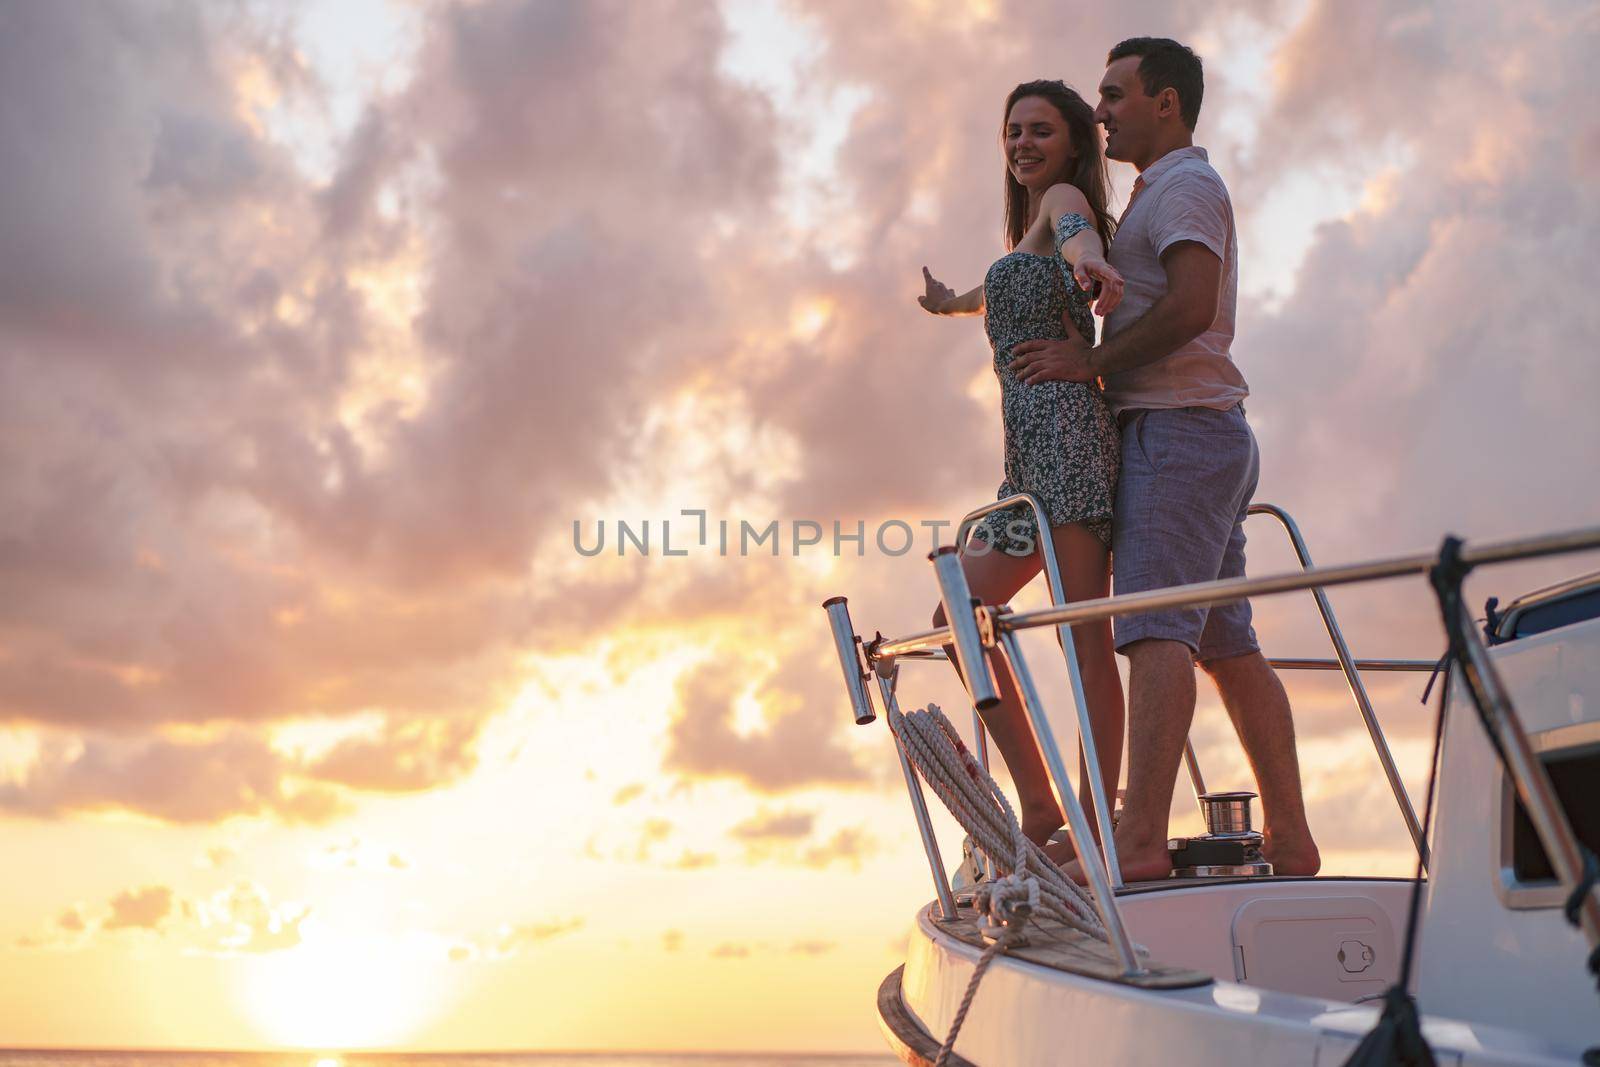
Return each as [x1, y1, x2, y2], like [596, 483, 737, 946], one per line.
[920, 80, 1124, 861]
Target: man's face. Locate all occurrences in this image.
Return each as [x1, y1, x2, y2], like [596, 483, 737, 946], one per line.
[1094, 56, 1155, 164]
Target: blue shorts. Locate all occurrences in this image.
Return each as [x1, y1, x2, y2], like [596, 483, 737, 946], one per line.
[1111, 404, 1260, 661]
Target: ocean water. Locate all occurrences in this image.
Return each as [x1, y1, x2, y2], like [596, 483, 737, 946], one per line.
[0, 1055, 898, 1067]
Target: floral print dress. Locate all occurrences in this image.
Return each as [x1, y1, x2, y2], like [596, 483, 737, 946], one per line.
[972, 212, 1120, 555]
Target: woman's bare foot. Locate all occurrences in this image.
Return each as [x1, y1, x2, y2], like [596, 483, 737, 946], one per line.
[1263, 831, 1321, 876]
[1043, 830, 1077, 866]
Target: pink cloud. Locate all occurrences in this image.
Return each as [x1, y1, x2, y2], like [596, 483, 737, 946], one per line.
[730, 809, 816, 841]
[0, 731, 346, 825]
[3, 0, 1593, 853]
[104, 885, 173, 932]
[666, 658, 868, 792]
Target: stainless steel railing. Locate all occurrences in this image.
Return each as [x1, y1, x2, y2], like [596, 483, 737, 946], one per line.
[1247, 504, 1426, 859]
[826, 522, 1600, 980]
[945, 499, 1431, 873]
[874, 527, 1600, 656]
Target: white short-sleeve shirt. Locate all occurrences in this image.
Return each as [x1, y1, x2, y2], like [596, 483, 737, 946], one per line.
[1102, 146, 1247, 415]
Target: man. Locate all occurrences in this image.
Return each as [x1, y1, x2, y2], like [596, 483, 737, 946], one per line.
[1010, 37, 1320, 881]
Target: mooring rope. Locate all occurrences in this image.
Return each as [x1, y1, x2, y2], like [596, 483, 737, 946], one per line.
[889, 701, 1132, 1065]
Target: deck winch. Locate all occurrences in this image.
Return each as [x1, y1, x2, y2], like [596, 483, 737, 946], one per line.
[1168, 791, 1274, 877]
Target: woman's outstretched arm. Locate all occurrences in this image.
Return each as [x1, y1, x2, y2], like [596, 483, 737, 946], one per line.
[1041, 185, 1123, 316]
[919, 266, 984, 316]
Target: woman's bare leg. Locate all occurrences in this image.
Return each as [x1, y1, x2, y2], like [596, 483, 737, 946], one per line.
[930, 537, 1059, 843]
[1042, 523, 1124, 863]
[932, 524, 1123, 852]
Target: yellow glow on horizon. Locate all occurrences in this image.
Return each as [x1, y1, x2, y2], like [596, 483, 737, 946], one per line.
[239, 932, 450, 1049]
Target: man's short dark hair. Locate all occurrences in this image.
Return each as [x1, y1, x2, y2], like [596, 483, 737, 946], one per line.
[1107, 37, 1204, 131]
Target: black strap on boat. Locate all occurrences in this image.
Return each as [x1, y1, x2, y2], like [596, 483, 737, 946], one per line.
[1482, 595, 1504, 643]
[1418, 650, 1450, 706]
[1566, 846, 1600, 995]
[1567, 848, 1600, 928]
[1429, 540, 1513, 776]
[1421, 592, 1507, 705]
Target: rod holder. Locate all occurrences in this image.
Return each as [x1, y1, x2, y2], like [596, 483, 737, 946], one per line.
[930, 546, 1001, 710]
[822, 597, 875, 725]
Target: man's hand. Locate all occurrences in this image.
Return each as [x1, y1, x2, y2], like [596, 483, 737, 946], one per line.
[1010, 332, 1096, 385]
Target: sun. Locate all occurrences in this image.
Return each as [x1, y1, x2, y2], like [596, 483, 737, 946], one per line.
[238, 929, 449, 1049]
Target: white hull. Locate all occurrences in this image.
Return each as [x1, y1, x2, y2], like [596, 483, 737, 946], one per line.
[890, 881, 1589, 1066]
[882, 614, 1600, 1066]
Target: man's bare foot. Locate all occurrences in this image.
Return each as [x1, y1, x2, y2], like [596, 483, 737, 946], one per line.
[1264, 832, 1321, 877]
[1058, 834, 1172, 885]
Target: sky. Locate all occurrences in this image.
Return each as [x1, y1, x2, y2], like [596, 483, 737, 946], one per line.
[1, 0, 1598, 1055]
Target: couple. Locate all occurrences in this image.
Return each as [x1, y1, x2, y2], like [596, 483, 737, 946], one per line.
[921, 37, 1321, 883]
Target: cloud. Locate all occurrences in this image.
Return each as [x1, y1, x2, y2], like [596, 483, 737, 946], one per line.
[730, 809, 816, 841]
[0, 0, 874, 830]
[494, 917, 585, 956]
[0, 708, 495, 825]
[195, 881, 307, 954]
[612, 783, 645, 806]
[310, 836, 413, 872]
[711, 942, 750, 959]
[0, 5, 543, 835]
[198, 844, 238, 869]
[723, 808, 876, 869]
[15, 903, 93, 950]
[631, 818, 675, 861]
[665, 659, 868, 792]
[104, 886, 174, 932]
[669, 850, 717, 871]
[790, 939, 836, 956]
[0, 730, 345, 825]
[26, 878, 326, 957]
[662, 929, 684, 952]
[803, 826, 876, 870]
[306, 715, 480, 794]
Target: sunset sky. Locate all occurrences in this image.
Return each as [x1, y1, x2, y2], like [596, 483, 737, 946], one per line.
[2, 0, 1598, 1055]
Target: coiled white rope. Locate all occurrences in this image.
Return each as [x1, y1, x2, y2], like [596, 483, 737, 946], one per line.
[890, 702, 1107, 935]
[888, 701, 1120, 1066]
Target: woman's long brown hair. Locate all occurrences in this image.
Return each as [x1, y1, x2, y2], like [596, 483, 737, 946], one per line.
[1001, 80, 1116, 252]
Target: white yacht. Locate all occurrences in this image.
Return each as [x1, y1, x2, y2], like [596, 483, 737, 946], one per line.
[823, 499, 1600, 1067]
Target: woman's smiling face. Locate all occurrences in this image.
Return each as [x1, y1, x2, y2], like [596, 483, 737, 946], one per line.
[1005, 95, 1076, 192]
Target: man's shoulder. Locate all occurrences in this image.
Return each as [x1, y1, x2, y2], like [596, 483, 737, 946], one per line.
[1152, 155, 1230, 200]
